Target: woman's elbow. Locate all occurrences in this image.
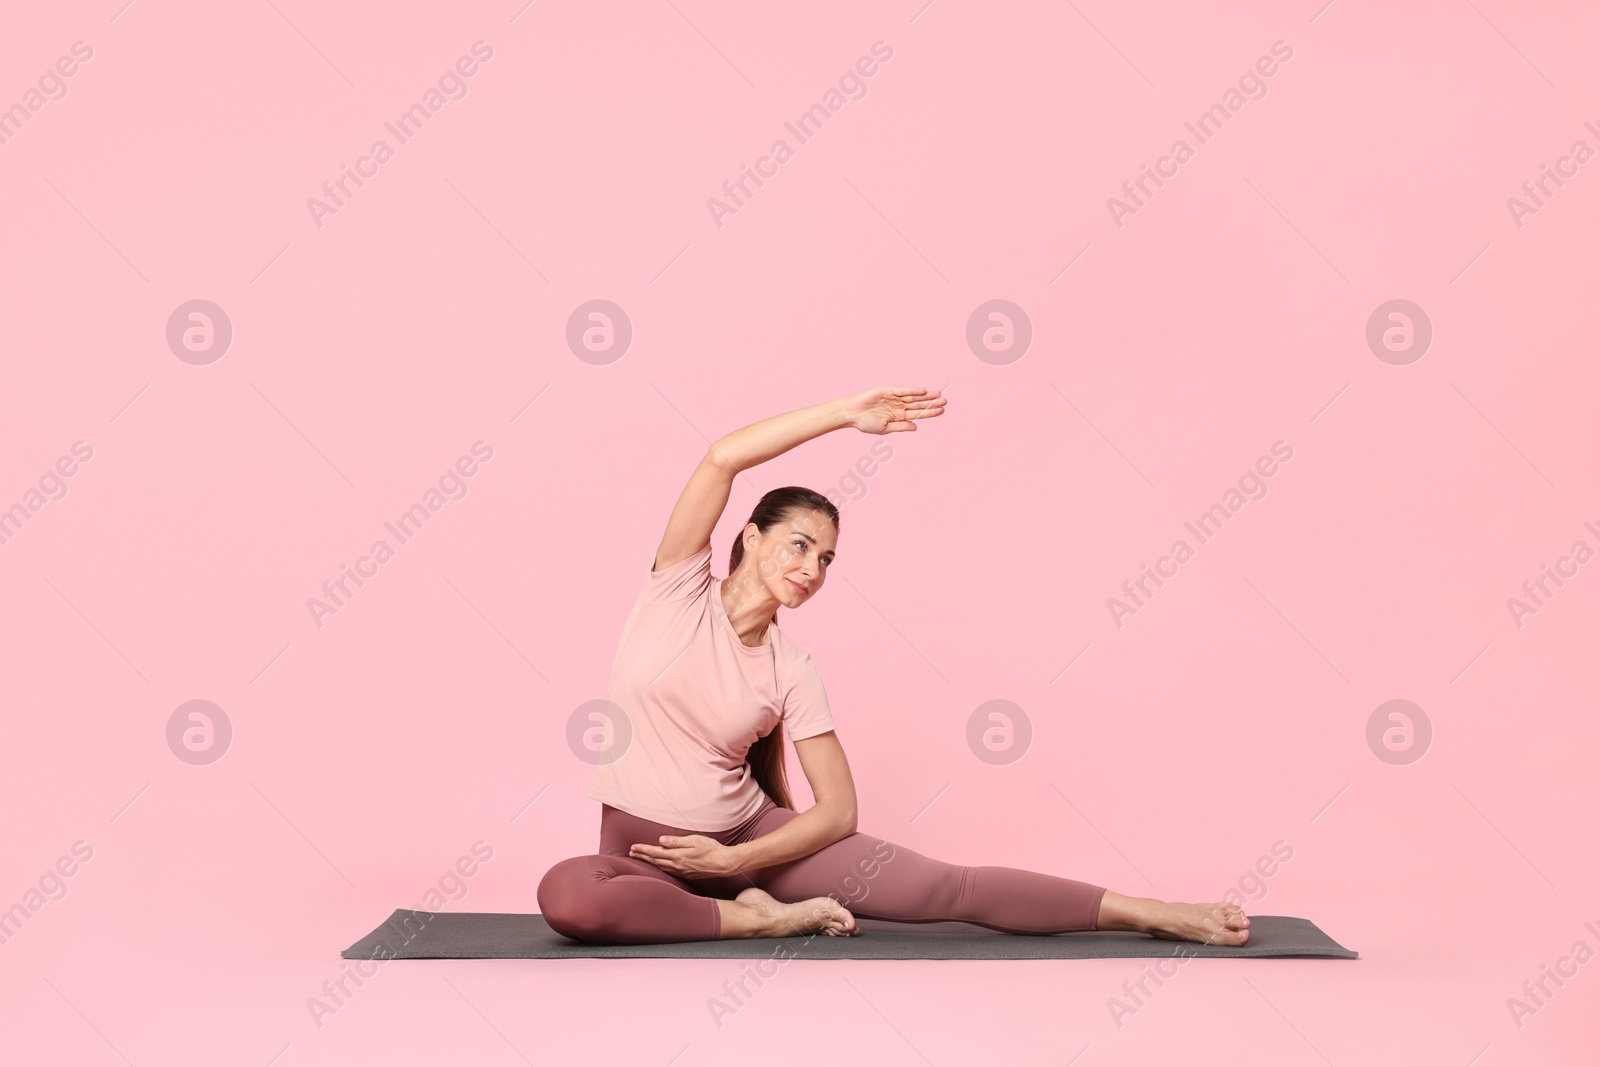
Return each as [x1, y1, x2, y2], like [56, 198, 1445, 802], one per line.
[836, 806, 858, 837]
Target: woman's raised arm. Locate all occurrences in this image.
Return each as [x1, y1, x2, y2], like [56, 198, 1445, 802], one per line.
[652, 453, 735, 573]
[707, 396, 853, 474]
[709, 387, 945, 473]
[654, 388, 945, 572]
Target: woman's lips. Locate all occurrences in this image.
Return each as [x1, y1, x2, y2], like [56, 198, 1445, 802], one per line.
[787, 578, 809, 594]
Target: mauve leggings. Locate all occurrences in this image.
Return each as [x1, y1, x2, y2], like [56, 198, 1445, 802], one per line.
[536, 796, 1106, 944]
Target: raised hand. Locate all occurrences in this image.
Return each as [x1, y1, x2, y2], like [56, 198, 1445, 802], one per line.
[841, 386, 947, 435]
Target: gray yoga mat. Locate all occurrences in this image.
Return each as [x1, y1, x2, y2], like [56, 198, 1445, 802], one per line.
[343, 909, 1357, 960]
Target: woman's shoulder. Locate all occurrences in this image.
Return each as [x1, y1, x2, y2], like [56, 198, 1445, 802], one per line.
[640, 542, 714, 605]
[766, 625, 818, 669]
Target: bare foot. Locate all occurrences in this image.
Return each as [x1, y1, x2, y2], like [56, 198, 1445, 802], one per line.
[1097, 891, 1251, 946]
[735, 886, 860, 938]
[1147, 901, 1251, 946]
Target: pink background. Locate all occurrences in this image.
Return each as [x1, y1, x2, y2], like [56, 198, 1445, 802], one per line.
[2, 0, 1596, 1063]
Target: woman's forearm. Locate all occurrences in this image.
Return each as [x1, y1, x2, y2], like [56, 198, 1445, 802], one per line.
[709, 397, 853, 473]
[732, 803, 855, 873]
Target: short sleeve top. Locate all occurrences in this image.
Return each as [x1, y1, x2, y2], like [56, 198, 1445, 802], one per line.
[585, 542, 835, 830]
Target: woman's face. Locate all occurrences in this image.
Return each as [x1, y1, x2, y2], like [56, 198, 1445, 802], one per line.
[747, 510, 837, 607]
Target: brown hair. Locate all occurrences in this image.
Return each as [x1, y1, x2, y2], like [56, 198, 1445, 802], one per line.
[728, 488, 840, 810]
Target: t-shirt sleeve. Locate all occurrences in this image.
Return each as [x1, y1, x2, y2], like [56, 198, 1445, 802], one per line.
[781, 653, 836, 740]
[641, 542, 713, 604]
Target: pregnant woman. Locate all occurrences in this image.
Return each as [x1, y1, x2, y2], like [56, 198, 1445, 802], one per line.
[537, 387, 1251, 946]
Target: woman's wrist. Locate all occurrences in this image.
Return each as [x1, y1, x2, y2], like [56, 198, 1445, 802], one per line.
[827, 396, 855, 432]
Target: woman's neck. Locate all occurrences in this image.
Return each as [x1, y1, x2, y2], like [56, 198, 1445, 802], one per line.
[721, 574, 776, 647]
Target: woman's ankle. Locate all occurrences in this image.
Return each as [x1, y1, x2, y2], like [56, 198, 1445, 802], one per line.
[1095, 890, 1158, 934]
[715, 898, 768, 939]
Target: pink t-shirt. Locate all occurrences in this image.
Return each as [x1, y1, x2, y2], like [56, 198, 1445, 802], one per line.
[586, 542, 836, 831]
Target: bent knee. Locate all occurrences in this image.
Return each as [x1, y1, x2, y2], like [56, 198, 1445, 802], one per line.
[537, 855, 607, 940]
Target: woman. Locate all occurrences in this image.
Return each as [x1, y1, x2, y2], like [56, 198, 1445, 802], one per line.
[537, 387, 1251, 946]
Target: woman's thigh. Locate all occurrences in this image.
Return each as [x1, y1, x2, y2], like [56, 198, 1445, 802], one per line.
[740, 806, 1107, 932]
[595, 800, 926, 908]
[597, 803, 763, 900]
[739, 806, 920, 915]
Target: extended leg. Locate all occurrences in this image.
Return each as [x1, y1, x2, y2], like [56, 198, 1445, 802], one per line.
[739, 808, 1249, 944]
[745, 811, 1106, 935]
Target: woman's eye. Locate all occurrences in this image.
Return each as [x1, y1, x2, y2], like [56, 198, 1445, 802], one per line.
[795, 540, 831, 565]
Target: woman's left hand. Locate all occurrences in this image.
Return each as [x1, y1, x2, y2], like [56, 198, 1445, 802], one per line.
[840, 386, 947, 435]
[629, 835, 743, 879]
